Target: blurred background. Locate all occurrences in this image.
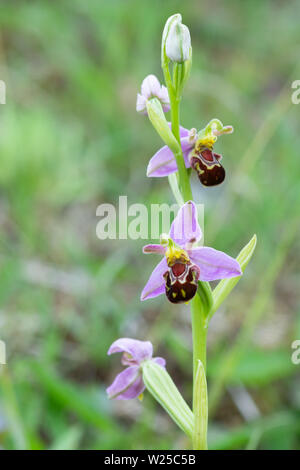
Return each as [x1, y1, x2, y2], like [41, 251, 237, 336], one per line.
[0, 0, 299, 450]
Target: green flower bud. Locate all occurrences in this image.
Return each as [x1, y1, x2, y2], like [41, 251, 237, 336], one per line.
[161, 13, 182, 65]
[165, 17, 191, 63]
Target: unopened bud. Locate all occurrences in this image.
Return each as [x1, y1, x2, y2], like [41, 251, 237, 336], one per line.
[165, 18, 191, 63]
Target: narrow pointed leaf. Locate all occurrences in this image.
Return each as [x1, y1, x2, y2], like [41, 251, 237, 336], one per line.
[142, 361, 194, 438]
[209, 234, 257, 319]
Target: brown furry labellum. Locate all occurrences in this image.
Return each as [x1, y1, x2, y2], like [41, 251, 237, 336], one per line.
[164, 262, 200, 304]
[190, 148, 225, 187]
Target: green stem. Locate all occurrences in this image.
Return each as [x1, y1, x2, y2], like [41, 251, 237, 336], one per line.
[171, 99, 193, 202]
[163, 61, 193, 202]
[163, 58, 207, 449]
[191, 293, 208, 450]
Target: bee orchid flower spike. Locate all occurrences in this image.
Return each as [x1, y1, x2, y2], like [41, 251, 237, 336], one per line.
[107, 12, 257, 451]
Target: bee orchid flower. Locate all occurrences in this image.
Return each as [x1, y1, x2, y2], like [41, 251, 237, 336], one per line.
[106, 338, 166, 400]
[147, 119, 233, 186]
[141, 201, 241, 303]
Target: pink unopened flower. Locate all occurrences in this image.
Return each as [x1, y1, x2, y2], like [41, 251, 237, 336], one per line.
[136, 74, 170, 114]
[147, 122, 233, 186]
[141, 201, 241, 303]
[106, 338, 166, 400]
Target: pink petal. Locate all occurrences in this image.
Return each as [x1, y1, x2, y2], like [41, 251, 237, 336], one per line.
[106, 366, 145, 400]
[147, 145, 178, 177]
[167, 122, 189, 138]
[141, 258, 168, 301]
[138, 76, 170, 114]
[170, 201, 202, 248]
[162, 103, 171, 113]
[108, 338, 153, 364]
[147, 137, 193, 177]
[180, 127, 190, 138]
[136, 93, 147, 114]
[116, 375, 145, 400]
[157, 85, 170, 112]
[143, 244, 166, 255]
[188, 247, 242, 281]
[141, 74, 161, 99]
[152, 357, 166, 368]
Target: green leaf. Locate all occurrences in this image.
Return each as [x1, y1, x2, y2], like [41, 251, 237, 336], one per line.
[142, 361, 194, 438]
[209, 234, 257, 319]
[146, 98, 180, 155]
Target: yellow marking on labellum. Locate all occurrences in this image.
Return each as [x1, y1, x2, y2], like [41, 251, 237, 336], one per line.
[196, 135, 216, 151]
[194, 161, 204, 174]
[165, 245, 189, 267]
[198, 158, 221, 170]
[202, 162, 216, 169]
[181, 289, 186, 298]
[138, 393, 144, 402]
[172, 292, 177, 299]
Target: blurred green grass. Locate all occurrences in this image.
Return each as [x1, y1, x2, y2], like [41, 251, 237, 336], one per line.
[0, 0, 299, 450]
